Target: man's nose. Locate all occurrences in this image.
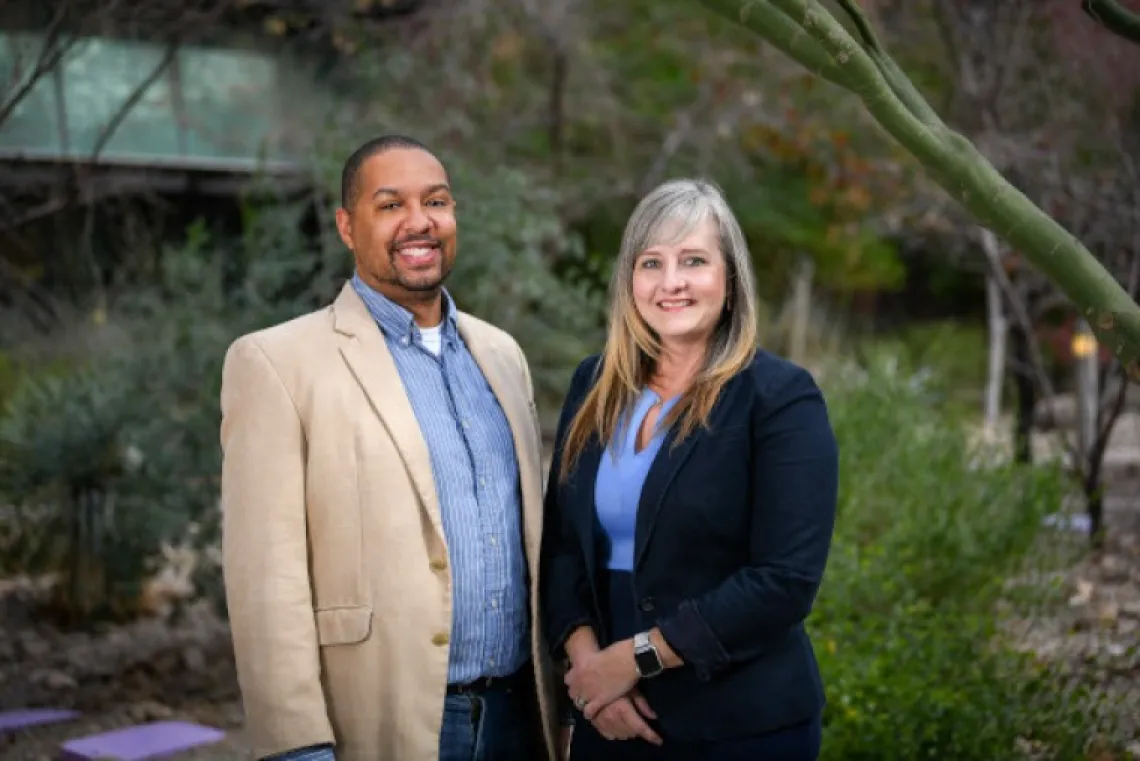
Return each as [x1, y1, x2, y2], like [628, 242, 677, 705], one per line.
[403, 203, 431, 233]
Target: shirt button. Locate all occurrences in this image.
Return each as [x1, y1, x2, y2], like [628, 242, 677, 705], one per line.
[487, 658, 496, 667]
[429, 558, 447, 572]
[479, 478, 486, 487]
[490, 599, 498, 609]
[432, 632, 449, 647]
[489, 536, 497, 546]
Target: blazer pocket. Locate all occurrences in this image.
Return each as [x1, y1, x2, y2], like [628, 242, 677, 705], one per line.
[315, 605, 373, 646]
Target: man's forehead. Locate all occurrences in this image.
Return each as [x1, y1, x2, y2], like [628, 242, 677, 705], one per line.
[362, 148, 448, 183]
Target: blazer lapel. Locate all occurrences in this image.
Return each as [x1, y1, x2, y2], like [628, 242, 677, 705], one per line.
[633, 422, 701, 571]
[332, 283, 445, 543]
[568, 438, 605, 585]
[458, 315, 544, 569]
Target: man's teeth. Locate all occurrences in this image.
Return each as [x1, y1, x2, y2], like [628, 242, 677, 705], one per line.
[398, 247, 435, 258]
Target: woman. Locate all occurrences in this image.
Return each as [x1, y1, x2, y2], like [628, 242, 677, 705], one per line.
[539, 178, 839, 761]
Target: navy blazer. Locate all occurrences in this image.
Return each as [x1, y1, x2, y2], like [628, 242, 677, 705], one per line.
[539, 350, 839, 742]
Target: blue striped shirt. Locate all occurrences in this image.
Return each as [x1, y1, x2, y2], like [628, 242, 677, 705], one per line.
[351, 274, 529, 684]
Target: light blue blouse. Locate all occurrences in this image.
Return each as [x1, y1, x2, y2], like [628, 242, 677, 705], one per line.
[595, 387, 681, 571]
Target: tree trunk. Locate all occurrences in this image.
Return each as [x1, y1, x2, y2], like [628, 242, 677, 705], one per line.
[1011, 325, 1035, 464]
[788, 255, 815, 365]
[981, 231, 1008, 436]
[983, 272, 1007, 435]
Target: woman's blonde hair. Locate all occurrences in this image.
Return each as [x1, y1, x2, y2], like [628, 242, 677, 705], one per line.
[559, 178, 760, 478]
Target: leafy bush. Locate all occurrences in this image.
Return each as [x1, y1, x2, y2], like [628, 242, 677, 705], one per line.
[859, 320, 991, 415]
[0, 364, 178, 621]
[812, 358, 1114, 760]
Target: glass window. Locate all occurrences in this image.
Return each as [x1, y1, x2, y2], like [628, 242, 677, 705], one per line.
[0, 32, 65, 155]
[60, 36, 180, 160]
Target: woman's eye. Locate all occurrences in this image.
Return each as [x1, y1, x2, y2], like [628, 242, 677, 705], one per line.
[684, 256, 706, 266]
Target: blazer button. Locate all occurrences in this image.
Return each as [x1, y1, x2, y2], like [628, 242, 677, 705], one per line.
[429, 558, 447, 572]
[640, 598, 655, 612]
[432, 632, 450, 646]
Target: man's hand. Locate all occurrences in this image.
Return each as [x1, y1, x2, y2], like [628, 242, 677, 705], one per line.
[590, 688, 662, 745]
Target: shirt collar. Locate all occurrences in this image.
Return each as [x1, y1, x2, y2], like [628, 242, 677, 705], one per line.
[350, 271, 458, 345]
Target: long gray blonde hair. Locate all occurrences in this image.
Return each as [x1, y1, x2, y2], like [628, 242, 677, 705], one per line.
[560, 178, 760, 477]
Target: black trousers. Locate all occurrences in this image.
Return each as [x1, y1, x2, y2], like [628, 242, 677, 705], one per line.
[568, 570, 822, 761]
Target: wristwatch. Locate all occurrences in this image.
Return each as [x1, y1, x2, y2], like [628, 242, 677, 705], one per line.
[633, 631, 664, 678]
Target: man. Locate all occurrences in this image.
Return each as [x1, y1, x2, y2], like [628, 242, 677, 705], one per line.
[219, 135, 561, 761]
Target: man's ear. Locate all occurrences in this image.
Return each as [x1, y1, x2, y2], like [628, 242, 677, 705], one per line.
[334, 207, 354, 252]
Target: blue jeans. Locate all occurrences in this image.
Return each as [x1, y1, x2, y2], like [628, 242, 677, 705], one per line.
[265, 683, 538, 761]
[439, 688, 537, 761]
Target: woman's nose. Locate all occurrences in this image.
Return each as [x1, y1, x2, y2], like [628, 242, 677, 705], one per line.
[660, 261, 686, 290]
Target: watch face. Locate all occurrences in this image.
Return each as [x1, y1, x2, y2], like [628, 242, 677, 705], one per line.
[635, 648, 662, 676]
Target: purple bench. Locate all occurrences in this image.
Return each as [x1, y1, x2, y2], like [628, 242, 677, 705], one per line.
[58, 721, 225, 760]
[0, 708, 81, 732]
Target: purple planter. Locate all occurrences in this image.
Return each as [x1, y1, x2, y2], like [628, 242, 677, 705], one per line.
[58, 720, 225, 760]
[0, 708, 81, 732]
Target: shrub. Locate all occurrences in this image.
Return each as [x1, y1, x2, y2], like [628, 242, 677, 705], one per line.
[811, 358, 1113, 760]
[0, 364, 176, 622]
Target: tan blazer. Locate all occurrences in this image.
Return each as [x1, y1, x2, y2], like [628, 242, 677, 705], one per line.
[219, 281, 559, 761]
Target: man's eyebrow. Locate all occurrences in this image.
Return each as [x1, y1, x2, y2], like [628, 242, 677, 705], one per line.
[372, 184, 452, 199]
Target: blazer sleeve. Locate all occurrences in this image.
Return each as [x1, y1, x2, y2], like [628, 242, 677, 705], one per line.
[539, 357, 600, 662]
[220, 336, 336, 757]
[656, 366, 839, 682]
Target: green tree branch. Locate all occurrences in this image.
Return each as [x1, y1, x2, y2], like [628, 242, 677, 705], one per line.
[1083, 0, 1140, 45]
[700, 0, 1140, 381]
[700, 0, 849, 86]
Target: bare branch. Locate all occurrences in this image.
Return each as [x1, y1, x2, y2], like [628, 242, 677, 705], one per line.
[0, 1, 82, 127]
[88, 41, 179, 163]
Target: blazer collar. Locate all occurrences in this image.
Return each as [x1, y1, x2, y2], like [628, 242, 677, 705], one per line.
[568, 395, 704, 573]
[331, 282, 445, 542]
[331, 281, 537, 563]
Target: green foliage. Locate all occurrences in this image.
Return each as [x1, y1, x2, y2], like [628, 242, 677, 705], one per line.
[860, 320, 990, 415]
[0, 364, 180, 620]
[442, 160, 604, 418]
[0, 351, 72, 414]
[812, 359, 1114, 759]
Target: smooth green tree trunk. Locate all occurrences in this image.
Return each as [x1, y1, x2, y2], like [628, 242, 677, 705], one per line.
[700, 0, 1140, 382]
